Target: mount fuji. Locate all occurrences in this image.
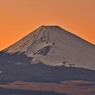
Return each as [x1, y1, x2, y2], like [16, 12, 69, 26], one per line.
[1, 25, 95, 70]
[0, 25, 95, 95]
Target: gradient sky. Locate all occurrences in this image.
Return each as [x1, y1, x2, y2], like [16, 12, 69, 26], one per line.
[0, 0, 95, 50]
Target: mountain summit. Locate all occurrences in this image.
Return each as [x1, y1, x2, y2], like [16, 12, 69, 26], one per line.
[2, 25, 95, 70]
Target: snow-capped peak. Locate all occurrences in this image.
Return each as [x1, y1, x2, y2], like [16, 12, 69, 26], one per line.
[3, 25, 95, 70]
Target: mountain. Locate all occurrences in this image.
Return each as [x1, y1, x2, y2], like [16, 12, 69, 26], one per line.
[0, 25, 95, 95]
[1, 25, 95, 70]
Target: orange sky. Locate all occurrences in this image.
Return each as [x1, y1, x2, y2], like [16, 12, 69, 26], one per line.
[0, 0, 95, 50]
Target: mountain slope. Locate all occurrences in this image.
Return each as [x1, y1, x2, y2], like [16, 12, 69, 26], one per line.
[2, 25, 95, 70]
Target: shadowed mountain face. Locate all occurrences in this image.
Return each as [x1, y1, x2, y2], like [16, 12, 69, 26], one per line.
[0, 51, 32, 65]
[2, 25, 95, 70]
[0, 51, 95, 84]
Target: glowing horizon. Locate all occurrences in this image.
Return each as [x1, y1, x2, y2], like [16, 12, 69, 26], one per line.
[0, 0, 95, 50]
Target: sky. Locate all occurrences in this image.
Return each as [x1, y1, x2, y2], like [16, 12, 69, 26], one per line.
[0, 0, 95, 50]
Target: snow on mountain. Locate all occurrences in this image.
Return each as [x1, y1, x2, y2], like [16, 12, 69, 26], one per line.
[3, 25, 95, 70]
